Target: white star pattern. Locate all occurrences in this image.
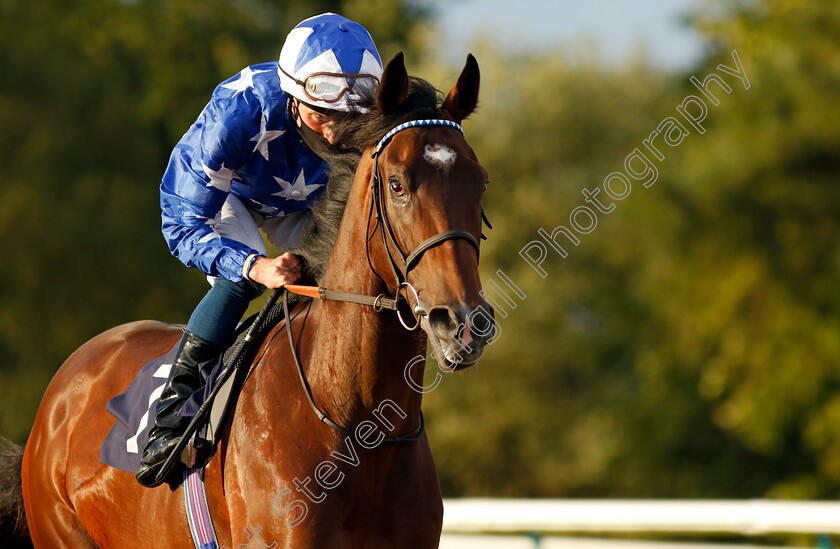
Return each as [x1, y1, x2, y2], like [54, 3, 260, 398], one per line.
[273, 169, 322, 201]
[201, 162, 235, 192]
[250, 113, 285, 160]
[195, 211, 223, 244]
[221, 67, 268, 96]
[198, 230, 222, 244]
[247, 197, 280, 216]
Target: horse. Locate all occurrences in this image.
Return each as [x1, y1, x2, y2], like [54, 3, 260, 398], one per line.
[6, 51, 492, 548]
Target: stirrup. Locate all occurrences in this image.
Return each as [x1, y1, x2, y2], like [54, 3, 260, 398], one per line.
[180, 432, 213, 469]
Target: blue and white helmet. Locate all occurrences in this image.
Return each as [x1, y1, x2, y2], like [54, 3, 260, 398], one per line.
[278, 13, 383, 113]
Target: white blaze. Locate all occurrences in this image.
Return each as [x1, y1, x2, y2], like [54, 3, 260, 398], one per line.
[424, 144, 457, 172]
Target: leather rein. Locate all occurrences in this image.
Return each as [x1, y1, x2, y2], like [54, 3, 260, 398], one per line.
[283, 118, 484, 444]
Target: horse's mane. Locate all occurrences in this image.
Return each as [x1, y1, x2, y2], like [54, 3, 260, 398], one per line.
[292, 77, 443, 282]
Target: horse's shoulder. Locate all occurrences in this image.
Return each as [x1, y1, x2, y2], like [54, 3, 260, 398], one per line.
[259, 299, 321, 352]
[238, 300, 322, 407]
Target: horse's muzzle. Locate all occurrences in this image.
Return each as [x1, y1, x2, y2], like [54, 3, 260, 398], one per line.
[424, 303, 496, 370]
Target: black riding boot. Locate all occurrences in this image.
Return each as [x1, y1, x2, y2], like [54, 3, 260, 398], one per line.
[135, 331, 220, 487]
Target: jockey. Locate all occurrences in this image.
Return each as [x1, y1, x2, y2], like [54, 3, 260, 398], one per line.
[136, 13, 383, 487]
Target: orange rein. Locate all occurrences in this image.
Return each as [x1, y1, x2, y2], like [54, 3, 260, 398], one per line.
[283, 284, 322, 300]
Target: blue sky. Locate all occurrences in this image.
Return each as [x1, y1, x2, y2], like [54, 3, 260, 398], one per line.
[420, 0, 708, 69]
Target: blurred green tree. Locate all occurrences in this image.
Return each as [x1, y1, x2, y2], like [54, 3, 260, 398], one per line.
[424, 0, 840, 499]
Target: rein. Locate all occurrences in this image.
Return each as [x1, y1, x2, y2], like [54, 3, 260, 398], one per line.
[283, 118, 478, 444]
[283, 292, 425, 444]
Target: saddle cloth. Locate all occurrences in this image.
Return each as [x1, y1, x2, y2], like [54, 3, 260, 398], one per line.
[98, 292, 303, 473]
[98, 336, 230, 473]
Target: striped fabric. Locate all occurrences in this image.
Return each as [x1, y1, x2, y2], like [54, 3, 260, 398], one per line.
[183, 467, 219, 549]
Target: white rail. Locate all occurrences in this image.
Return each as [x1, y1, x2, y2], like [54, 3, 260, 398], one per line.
[442, 499, 840, 536]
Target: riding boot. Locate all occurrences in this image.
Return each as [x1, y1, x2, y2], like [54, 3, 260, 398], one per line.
[135, 331, 220, 487]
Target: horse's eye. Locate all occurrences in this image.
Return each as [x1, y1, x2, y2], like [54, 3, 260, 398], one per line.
[389, 179, 405, 196]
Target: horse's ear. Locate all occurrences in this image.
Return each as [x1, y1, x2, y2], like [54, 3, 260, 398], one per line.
[377, 52, 409, 115]
[442, 54, 480, 122]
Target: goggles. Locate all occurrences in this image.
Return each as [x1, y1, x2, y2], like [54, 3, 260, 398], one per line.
[280, 66, 380, 104]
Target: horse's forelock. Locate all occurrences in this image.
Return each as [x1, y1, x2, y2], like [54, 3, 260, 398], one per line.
[330, 77, 443, 154]
[293, 77, 443, 282]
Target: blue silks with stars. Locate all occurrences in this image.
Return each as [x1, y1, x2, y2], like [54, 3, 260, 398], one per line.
[160, 63, 329, 283]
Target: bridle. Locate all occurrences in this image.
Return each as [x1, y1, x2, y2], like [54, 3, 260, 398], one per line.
[283, 118, 486, 444]
[285, 118, 490, 325]
[367, 119, 481, 330]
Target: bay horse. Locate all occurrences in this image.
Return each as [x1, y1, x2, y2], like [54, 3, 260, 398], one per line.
[12, 52, 493, 548]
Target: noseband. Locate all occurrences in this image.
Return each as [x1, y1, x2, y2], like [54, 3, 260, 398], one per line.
[369, 119, 481, 330]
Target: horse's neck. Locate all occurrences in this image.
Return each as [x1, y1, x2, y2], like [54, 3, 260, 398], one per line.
[306, 165, 427, 431]
[309, 297, 426, 428]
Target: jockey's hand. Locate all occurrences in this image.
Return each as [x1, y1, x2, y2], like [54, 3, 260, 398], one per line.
[248, 253, 302, 289]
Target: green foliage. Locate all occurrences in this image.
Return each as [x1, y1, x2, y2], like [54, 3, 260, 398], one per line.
[422, 0, 840, 499]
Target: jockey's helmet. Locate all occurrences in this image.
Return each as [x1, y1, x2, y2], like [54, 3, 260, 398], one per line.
[278, 13, 382, 113]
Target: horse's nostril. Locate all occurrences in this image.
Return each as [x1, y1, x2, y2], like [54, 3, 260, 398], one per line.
[428, 307, 457, 337]
[464, 305, 495, 345]
[471, 309, 492, 335]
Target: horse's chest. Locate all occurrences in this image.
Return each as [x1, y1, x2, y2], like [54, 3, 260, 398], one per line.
[230, 447, 442, 547]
